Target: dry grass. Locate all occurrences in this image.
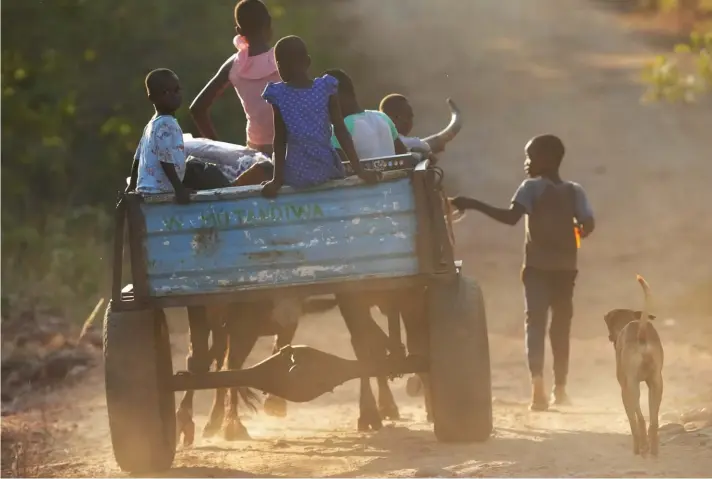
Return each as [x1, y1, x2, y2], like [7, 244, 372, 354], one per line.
[1, 405, 52, 478]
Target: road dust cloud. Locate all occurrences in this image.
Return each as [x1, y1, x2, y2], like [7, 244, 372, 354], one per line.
[337, 0, 712, 332]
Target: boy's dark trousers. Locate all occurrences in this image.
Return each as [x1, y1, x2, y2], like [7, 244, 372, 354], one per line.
[522, 266, 577, 386]
[183, 157, 231, 190]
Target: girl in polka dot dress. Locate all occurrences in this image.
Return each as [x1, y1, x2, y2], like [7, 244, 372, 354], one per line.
[260, 35, 380, 198]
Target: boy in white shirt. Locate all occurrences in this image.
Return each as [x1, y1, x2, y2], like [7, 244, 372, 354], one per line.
[325, 69, 408, 160]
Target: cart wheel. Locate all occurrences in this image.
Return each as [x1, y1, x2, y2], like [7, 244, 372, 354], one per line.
[428, 274, 493, 442]
[104, 304, 176, 472]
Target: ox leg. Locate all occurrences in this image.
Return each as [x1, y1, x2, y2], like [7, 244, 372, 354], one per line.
[372, 300, 401, 421]
[176, 305, 211, 446]
[202, 318, 229, 438]
[222, 306, 261, 441]
[376, 375, 400, 420]
[264, 320, 299, 418]
[337, 293, 385, 432]
[401, 287, 433, 422]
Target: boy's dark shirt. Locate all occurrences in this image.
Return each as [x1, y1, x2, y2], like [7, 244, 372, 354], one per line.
[511, 177, 594, 271]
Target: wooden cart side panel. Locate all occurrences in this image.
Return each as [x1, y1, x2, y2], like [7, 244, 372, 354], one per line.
[138, 177, 419, 297]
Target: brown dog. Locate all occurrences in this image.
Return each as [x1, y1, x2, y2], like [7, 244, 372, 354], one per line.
[603, 275, 664, 457]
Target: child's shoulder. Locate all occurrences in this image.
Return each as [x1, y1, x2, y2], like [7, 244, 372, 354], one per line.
[154, 114, 181, 129]
[149, 115, 182, 139]
[262, 80, 286, 102]
[315, 73, 339, 91]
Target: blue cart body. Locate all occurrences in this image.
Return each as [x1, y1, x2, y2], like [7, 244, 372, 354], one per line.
[113, 159, 455, 309]
[140, 174, 419, 297]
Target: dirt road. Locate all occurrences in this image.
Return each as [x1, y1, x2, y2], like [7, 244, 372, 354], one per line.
[35, 310, 712, 478]
[15, 0, 712, 477]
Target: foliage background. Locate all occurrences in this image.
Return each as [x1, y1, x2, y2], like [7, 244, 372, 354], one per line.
[0, 0, 357, 320]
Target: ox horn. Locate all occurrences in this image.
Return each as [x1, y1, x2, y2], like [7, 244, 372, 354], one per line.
[422, 98, 462, 154]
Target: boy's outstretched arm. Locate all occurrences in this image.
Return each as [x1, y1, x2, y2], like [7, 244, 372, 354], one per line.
[189, 56, 233, 140]
[451, 196, 525, 226]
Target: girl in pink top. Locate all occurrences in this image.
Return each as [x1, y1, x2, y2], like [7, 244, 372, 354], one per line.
[189, 0, 280, 155]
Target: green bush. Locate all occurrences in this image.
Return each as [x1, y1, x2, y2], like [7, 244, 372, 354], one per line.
[1, 0, 355, 323]
[641, 31, 712, 102]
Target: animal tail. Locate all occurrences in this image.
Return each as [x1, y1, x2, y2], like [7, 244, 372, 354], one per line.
[238, 387, 261, 413]
[636, 274, 652, 343]
[79, 297, 105, 342]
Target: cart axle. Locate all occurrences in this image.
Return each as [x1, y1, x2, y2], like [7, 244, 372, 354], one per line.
[170, 345, 428, 402]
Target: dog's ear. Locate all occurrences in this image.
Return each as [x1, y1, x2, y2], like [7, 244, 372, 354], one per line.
[633, 311, 657, 320]
[603, 312, 617, 342]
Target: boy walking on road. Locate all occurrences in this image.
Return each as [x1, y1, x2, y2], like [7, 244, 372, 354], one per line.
[451, 134, 595, 411]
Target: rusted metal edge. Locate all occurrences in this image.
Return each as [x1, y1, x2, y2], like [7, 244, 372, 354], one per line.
[125, 195, 151, 300]
[412, 159, 435, 275]
[140, 169, 412, 204]
[424, 170, 456, 273]
[111, 274, 429, 311]
[110, 195, 127, 303]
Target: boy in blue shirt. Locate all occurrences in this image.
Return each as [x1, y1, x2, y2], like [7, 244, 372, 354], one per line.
[451, 134, 595, 411]
[127, 68, 191, 204]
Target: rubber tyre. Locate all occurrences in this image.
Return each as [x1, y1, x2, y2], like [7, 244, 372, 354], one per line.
[428, 274, 493, 442]
[104, 304, 176, 473]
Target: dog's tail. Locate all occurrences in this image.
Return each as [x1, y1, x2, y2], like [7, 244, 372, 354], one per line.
[636, 274, 652, 343]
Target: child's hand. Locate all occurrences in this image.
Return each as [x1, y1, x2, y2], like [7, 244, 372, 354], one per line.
[358, 169, 382, 184]
[175, 187, 192, 205]
[261, 180, 281, 199]
[450, 196, 471, 212]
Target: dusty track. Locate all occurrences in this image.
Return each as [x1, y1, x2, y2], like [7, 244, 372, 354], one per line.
[22, 0, 712, 477]
[39, 310, 712, 477]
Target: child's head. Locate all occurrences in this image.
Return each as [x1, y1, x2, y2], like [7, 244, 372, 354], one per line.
[145, 68, 182, 114]
[274, 35, 310, 82]
[524, 134, 565, 177]
[379, 94, 414, 136]
[322, 69, 357, 106]
[234, 0, 272, 44]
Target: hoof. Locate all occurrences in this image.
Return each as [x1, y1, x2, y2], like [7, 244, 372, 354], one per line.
[222, 418, 251, 441]
[550, 385, 571, 406]
[263, 395, 288, 418]
[639, 442, 650, 458]
[202, 418, 221, 438]
[650, 441, 659, 458]
[358, 413, 383, 432]
[379, 403, 400, 421]
[406, 375, 423, 397]
[529, 401, 549, 412]
[176, 408, 195, 447]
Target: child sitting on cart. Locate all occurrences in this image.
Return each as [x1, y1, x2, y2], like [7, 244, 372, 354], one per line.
[323, 69, 408, 160]
[259, 35, 379, 198]
[190, 0, 279, 155]
[127, 68, 192, 204]
[380, 93, 442, 162]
